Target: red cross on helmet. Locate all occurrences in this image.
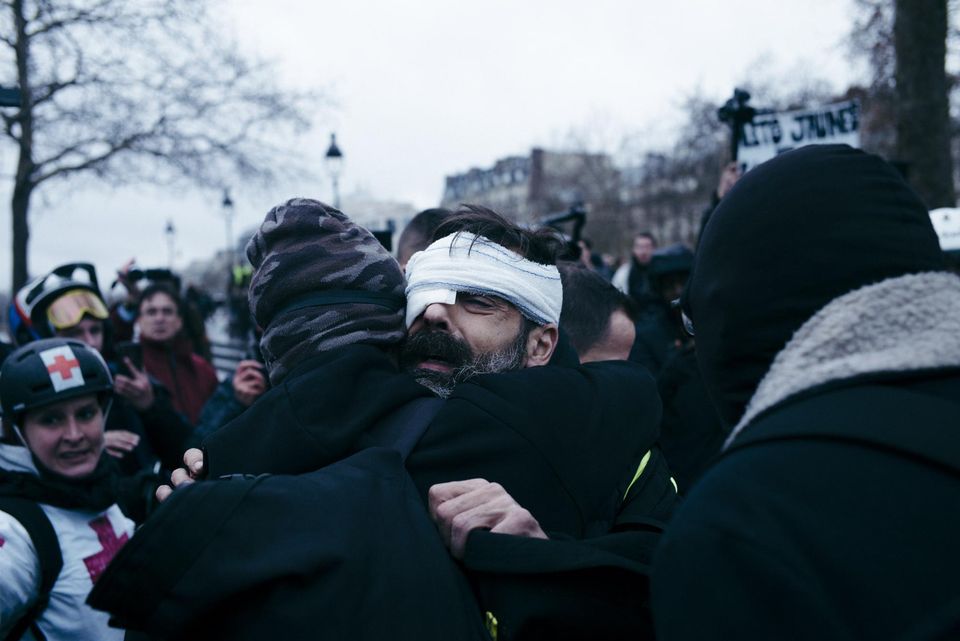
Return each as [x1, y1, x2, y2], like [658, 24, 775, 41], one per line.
[0, 338, 113, 428]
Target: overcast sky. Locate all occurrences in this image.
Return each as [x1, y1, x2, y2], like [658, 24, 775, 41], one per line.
[1, 0, 860, 295]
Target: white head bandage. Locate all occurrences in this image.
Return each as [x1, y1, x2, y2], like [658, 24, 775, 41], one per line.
[404, 232, 563, 328]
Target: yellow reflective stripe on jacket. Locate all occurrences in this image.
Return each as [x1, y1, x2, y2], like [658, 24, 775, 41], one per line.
[623, 450, 652, 500]
[485, 611, 498, 640]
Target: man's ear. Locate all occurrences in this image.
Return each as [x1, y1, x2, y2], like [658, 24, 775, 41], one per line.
[524, 323, 558, 367]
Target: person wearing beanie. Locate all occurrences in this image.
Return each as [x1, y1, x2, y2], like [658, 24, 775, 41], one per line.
[96, 200, 675, 640]
[245, 198, 409, 385]
[651, 145, 960, 640]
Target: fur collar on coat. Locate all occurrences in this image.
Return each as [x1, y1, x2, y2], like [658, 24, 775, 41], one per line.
[727, 271, 960, 448]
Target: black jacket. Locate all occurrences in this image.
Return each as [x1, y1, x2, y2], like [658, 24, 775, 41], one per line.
[94, 343, 675, 640]
[90, 447, 489, 641]
[655, 346, 728, 494]
[655, 145, 960, 640]
[653, 371, 960, 640]
[204, 344, 672, 539]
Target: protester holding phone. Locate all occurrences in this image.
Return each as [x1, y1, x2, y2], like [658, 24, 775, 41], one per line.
[134, 284, 218, 425]
[193, 358, 269, 445]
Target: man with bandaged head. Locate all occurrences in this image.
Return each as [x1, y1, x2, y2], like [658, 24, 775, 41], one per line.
[400, 206, 564, 396]
[98, 199, 675, 640]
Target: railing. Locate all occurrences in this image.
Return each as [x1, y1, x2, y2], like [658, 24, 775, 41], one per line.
[209, 339, 247, 381]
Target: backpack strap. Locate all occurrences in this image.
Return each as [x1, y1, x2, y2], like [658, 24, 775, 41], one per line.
[364, 397, 445, 460]
[0, 497, 62, 641]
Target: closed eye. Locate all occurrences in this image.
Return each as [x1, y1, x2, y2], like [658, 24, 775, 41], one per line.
[460, 294, 497, 311]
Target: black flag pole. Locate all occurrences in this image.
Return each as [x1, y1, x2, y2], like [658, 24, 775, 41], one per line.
[717, 88, 756, 162]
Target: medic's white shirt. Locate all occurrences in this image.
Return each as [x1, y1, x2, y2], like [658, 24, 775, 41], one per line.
[0, 444, 134, 641]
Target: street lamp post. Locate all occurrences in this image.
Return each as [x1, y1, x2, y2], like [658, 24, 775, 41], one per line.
[222, 189, 235, 269]
[324, 133, 344, 209]
[164, 219, 176, 268]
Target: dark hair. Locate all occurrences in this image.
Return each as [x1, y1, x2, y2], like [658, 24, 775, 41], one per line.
[433, 204, 564, 266]
[397, 208, 453, 263]
[634, 231, 657, 246]
[558, 262, 636, 355]
[136, 283, 183, 318]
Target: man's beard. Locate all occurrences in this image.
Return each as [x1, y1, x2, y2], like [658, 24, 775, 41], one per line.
[399, 327, 529, 398]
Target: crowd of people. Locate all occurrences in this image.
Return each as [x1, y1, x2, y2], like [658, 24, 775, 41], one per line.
[0, 143, 958, 640]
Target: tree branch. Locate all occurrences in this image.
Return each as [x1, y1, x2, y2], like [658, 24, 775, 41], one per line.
[26, 0, 118, 38]
[31, 75, 82, 107]
[1, 110, 20, 142]
[32, 132, 144, 184]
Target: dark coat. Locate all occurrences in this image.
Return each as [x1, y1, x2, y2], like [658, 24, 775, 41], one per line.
[105, 381, 197, 474]
[95, 344, 676, 640]
[191, 377, 247, 446]
[89, 447, 489, 641]
[204, 344, 671, 539]
[655, 145, 960, 641]
[104, 397, 156, 475]
[652, 372, 960, 640]
[140, 336, 218, 425]
[655, 346, 728, 494]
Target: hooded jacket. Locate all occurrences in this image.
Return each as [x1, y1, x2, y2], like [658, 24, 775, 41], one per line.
[90, 344, 676, 640]
[652, 144, 960, 641]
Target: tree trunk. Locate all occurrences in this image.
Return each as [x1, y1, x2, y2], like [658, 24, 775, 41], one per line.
[894, 0, 955, 208]
[11, 0, 33, 292]
[11, 179, 31, 293]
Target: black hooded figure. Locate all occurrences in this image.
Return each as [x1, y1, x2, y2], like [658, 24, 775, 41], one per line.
[651, 145, 960, 641]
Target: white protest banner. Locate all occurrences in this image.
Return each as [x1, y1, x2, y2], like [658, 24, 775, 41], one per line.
[738, 99, 861, 171]
[930, 208, 960, 252]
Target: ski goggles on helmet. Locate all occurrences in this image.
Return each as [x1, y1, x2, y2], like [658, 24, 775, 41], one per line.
[46, 289, 109, 330]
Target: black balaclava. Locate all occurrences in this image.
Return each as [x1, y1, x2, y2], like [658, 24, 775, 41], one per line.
[684, 144, 945, 426]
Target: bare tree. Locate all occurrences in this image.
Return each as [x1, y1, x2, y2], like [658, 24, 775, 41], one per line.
[848, 0, 956, 204]
[894, 0, 955, 207]
[1, 0, 319, 291]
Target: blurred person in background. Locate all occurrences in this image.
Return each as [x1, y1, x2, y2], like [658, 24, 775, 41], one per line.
[110, 260, 212, 360]
[629, 245, 694, 377]
[557, 261, 635, 363]
[192, 343, 269, 445]
[612, 232, 658, 315]
[134, 283, 218, 425]
[396, 207, 453, 272]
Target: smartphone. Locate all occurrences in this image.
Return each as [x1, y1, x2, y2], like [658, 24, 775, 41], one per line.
[114, 341, 144, 376]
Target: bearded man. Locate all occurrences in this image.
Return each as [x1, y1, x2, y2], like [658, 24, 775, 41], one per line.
[399, 208, 563, 397]
[97, 200, 675, 640]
